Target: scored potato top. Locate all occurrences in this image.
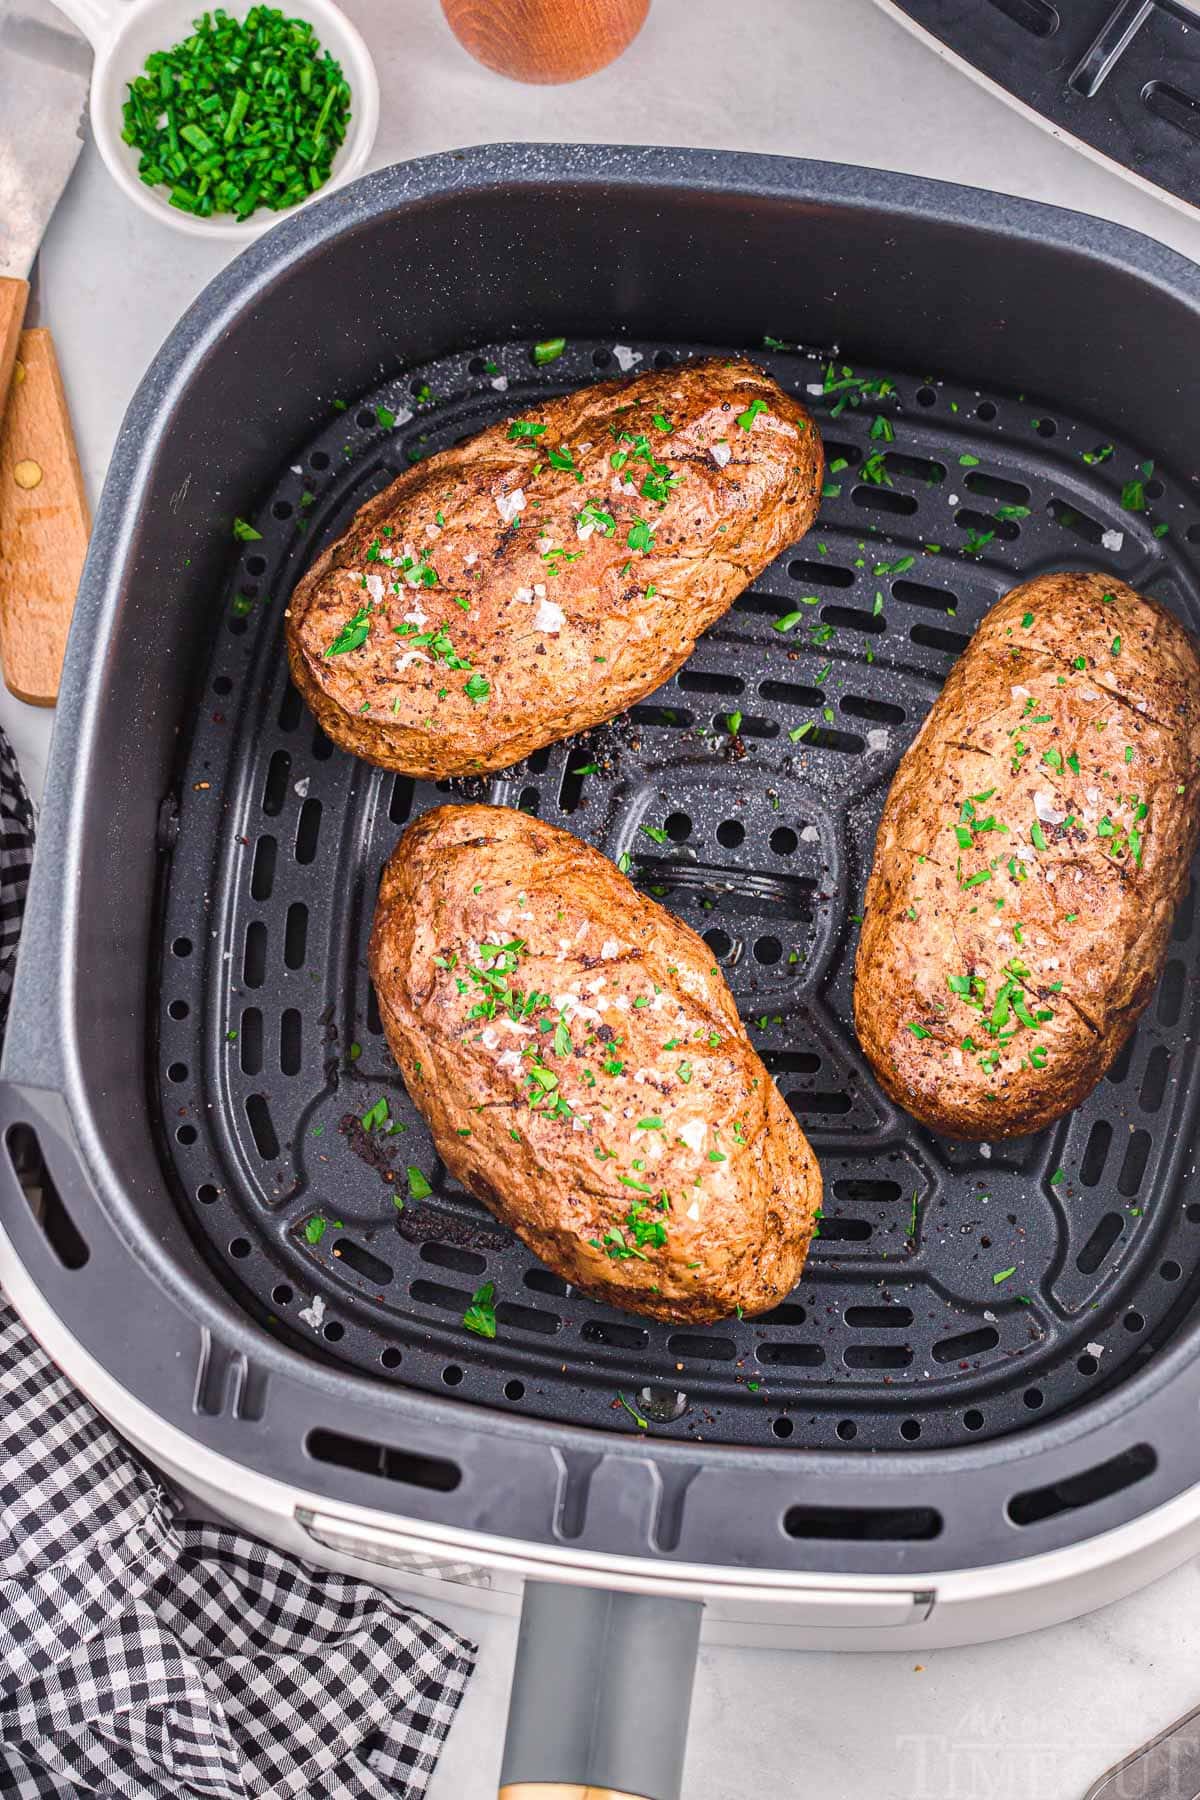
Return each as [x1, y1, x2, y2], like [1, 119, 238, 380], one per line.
[855, 572, 1200, 1140]
[286, 357, 821, 777]
[369, 804, 821, 1324]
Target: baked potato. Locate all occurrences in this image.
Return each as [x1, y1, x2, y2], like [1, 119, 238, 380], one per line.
[368, 803, 822, 1323]
[854, 572, 1200, 1140]
[287, 357, 822, 777]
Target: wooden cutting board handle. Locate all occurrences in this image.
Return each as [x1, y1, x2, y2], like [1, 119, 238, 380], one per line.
[0, 326, 89, 705]
[0, 279, 29, 423]
[440, 0, 649, 82]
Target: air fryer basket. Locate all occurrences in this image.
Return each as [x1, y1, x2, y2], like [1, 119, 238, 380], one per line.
[164, 330, 1200, 1459]
[5, 146, 1200, 1598]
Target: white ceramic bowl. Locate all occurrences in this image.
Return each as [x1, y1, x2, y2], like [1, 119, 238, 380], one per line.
[54, 0, 379, 240]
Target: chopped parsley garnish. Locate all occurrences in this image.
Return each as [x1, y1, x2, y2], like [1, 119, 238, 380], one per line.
[617, 1392, 649, 1429]
[304, 1215, 327, 1245]
[819, 364, 896, 418]
[993, 1267, 1016, 1285]
[604, 1194, 667, 1259]
[532, 337, 566, 365]
[508, 419, 548, 440]
[641, 467, 679, 503]
[463, 672, 491, 703]
[947, 957, 1055, 1071]
[736, 397, 769, 431]
[325, 606, 372, 657]
[232, 517, 262, 541]
[406, 1165, 432, 1201]
[395, 622, 473, 669]
[578, 501, 616, 536]
[463, 1281, 497, 1338]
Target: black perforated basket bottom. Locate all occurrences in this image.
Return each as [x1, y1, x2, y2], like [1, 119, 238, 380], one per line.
[156, 336, 1200, 1453]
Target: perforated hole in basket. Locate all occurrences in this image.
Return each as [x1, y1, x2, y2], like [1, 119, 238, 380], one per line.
[156, 337, 1200, 1449]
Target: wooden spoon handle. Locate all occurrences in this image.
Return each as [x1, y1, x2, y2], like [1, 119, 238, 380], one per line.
[0, 327, 89, 705]
[440, 0, 649, 83]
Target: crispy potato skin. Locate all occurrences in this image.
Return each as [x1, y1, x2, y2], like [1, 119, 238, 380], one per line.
[855, 573, 1200, 1140]
[368, 804, 821, 1323]
[287, 358, 821, 777]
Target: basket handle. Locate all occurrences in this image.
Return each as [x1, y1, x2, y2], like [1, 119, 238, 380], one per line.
[498, 1583, 701, 1800]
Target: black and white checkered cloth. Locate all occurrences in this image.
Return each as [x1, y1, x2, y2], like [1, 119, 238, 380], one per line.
[0, 726, 476, 1798]
[0, 728, 33, 1039]
[0, 1300, 476, 1799]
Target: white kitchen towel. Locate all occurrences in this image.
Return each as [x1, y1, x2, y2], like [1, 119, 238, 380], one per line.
[0, 1298, 475, 1800]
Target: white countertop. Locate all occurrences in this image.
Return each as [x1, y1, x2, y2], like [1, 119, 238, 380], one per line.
[19, 1, 1200, 1792]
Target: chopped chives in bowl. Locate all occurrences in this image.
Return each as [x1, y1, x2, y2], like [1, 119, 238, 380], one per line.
[120, 6, 351, 221]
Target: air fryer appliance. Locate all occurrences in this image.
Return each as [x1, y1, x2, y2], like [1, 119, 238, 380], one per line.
[873, 0, 1200, 216]
[4, 146, 1200, 1799]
